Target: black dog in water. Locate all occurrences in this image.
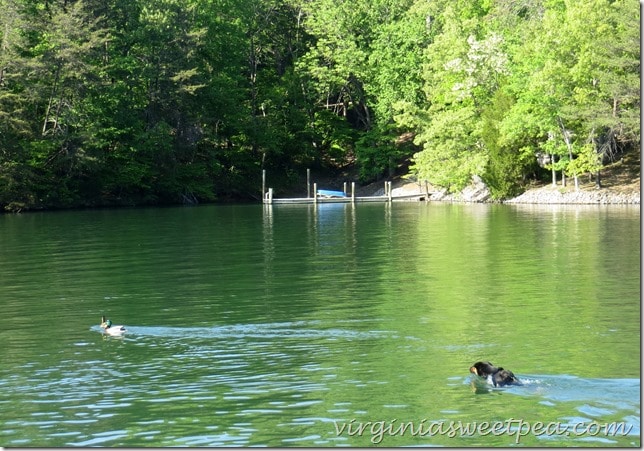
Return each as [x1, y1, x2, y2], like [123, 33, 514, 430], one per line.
[470, 361, 522, 387]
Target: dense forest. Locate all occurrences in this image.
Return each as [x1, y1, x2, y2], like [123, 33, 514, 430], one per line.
[0, 0, 639, 210]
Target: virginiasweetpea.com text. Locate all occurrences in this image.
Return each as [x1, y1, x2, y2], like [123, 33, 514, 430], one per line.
[333, 418, 634, 444]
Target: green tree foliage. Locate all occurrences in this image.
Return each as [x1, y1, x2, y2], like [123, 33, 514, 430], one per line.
[296, 0, 431, 182]
[399, 0, 638, 196]
[401, 2, 510, 191]
[0, 0, 639, 210]
[0, 0, 108, 209]
[498, 0, 639, 192]
[480, 88, 529, 199]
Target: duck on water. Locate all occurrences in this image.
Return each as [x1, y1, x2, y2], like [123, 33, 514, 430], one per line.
[100, 316, 127, 336]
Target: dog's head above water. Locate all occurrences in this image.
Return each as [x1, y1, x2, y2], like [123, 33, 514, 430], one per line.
[470, 361, 522, 387]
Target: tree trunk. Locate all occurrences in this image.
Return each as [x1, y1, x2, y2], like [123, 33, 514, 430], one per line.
[42, 66, 61, 136]
[558, 116, 578, 190]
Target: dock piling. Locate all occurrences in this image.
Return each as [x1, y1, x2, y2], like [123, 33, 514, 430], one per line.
[266, 188, 273, 204]
[307, 168, 311, 198]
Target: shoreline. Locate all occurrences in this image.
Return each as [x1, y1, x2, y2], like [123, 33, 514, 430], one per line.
[502, 185, 640, 205]
[388, 179, 640, 205]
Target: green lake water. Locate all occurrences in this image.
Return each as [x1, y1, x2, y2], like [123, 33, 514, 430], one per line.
[0, 202, 639, 447]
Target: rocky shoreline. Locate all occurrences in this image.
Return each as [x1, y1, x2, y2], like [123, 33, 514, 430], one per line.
[388, 176, 640, 205]
[503, 185, 640, 205]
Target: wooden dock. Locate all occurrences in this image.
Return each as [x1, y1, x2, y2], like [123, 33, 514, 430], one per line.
[262, 176, 430, 205]
[266, 193, 427, 204]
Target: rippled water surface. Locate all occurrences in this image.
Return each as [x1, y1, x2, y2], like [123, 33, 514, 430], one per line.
[0, 203, 640, 446]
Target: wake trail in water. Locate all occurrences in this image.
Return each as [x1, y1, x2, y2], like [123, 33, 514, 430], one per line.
[90, 320, 389, 341]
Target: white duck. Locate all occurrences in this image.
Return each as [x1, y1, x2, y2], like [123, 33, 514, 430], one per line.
[100, 316, 127, 336]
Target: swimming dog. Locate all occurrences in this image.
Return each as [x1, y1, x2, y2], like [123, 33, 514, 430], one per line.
[470, 361, 522, 387]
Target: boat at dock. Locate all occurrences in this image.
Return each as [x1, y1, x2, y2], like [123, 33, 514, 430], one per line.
[316, 189, 348, 198]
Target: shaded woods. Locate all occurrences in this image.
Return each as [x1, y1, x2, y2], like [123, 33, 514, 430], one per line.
[0, 0, 639, 211]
